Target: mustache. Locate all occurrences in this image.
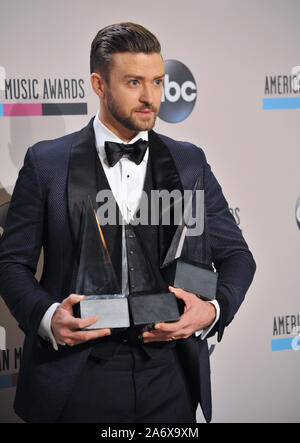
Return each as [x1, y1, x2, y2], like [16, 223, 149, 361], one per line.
[133, 104, 157, 113]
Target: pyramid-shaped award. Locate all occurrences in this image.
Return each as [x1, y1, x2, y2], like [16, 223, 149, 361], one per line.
[74, 198, 130, 329]
[161, 177, 218, 301]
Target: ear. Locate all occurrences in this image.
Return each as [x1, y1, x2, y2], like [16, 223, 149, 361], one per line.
[90, 72, 106, 99]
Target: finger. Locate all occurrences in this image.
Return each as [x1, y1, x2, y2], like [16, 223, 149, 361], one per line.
[169, 286, 193, 307]
[64, 327, 111, 346]
[142, 331, 185, 343]
[169, 286, 190, 298]
[142, 329, 169, 339]
[153, 316, 188, 332]
[142, 326, 182, 340]
[143, 321, 194, 342]
[60, 294, 85, 313]
[68, 315, 99, 330]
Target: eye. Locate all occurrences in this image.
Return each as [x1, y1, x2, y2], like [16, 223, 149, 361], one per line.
[129, 79, 139, 86]
[154, 79, 163, 86]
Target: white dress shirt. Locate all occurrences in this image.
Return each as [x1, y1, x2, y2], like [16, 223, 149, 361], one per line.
[93, 113, 149, 224]
[38, 113, 219, 349]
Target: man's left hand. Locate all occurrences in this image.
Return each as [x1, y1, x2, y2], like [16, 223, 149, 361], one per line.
[142, 286, 216, 343]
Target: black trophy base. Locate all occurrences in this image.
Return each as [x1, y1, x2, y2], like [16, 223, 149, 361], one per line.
[162, 259, 218, 301]
[128, 292, 181, 326]
[75, 295, 130, 329]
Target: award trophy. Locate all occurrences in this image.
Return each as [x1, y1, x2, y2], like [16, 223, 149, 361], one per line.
[74, 197, 182, 331]
[126, 227, 182, 327]
[161, 177, 218, 301]
[74, 198, 130, 329]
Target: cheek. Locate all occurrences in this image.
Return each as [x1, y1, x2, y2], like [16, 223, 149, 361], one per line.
[119, 88, 139, 107]
[154, 88, 163, 106]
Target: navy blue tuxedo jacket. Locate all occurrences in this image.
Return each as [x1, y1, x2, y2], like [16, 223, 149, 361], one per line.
[0, 118, 256, 423]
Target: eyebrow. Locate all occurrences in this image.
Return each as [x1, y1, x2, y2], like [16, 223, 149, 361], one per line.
[123, 73, 165, 80]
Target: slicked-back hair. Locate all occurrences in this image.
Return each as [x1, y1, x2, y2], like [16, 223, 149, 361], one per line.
[90, 22, 161, 82]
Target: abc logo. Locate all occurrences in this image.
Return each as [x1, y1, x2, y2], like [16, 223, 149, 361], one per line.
[296, 196, 300, 229]
[158, 60, 197, 123]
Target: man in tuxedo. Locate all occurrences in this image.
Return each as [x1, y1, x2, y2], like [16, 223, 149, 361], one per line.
[0, 22, 256, 423]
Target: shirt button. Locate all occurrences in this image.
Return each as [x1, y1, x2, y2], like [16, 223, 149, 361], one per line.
[129, 250, 134, 255]
[130, 267, 135, 272]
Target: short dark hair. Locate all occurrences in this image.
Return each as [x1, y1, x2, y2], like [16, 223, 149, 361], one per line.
[90, 22, 161, 81]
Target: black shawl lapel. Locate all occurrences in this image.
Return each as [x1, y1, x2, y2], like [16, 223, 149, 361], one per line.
[148, 130, 184, 267]
[67, 118, 98, 242]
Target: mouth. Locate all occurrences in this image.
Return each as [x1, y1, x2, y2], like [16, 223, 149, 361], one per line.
[134, 107, 156, 115]
[134, 109, 155, 119]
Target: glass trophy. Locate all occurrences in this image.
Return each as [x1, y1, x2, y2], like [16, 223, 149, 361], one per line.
[161, 177, 218, 301]
[126, 226, 182, 327]
[74, 197, 130, 329]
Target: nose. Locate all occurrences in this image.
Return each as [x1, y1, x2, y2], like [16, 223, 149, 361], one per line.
[139, 83, 153, 106]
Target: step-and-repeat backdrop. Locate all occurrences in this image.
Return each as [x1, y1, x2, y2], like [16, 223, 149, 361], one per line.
[0, 0, 299, 423]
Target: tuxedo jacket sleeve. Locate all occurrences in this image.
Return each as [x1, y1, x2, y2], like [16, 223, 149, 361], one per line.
[0, 129, 77, 337]
[158, 133, 256, 342]
[0, 147, 55, 334]
[203, 151, 256, 341]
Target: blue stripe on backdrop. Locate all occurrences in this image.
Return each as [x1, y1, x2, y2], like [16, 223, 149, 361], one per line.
[263, 97, 300, 109]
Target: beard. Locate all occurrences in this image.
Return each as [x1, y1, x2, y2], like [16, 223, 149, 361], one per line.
[105, 89, 158, 132]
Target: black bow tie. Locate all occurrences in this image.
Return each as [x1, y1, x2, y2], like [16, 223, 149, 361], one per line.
[104, 139, 148, 167]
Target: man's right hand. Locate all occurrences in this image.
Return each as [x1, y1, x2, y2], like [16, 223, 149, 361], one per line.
[51, 294, 111, 346]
